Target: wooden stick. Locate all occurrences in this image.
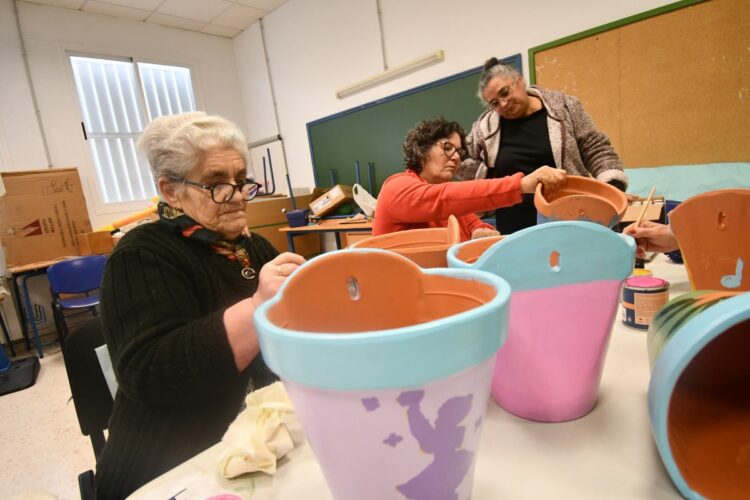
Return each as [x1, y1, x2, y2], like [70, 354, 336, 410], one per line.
[634, 186, 657, 228]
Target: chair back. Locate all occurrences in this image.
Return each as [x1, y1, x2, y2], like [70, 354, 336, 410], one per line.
[47, 255, 108, 295]
[62, 316, 113, 460]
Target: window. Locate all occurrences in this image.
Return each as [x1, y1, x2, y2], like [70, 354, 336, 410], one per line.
[70, 55, 196, 204]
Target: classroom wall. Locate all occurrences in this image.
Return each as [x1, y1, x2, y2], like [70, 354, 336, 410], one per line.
[233, 0, 679, 192]
[0, 0, 248, 228]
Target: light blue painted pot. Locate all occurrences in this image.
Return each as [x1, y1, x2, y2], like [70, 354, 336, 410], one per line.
[254, 249, 511, 500]
[648, 292, 750, 499]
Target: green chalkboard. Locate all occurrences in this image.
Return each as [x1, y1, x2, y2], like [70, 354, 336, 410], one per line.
[306, 54, 522, 196]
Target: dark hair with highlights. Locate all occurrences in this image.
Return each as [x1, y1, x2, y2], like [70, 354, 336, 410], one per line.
[402, 118, 466, 173]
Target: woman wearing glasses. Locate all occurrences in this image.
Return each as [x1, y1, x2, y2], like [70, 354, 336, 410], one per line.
[458, 57, 627, 234]
[95, 111, 304, 498]
[373, 117, 565, 241]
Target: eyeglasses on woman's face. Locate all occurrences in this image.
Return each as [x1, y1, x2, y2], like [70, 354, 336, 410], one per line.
[182, 178, 262, 204]
[435, 140, 467, 160]
[486, 78, 519, 110]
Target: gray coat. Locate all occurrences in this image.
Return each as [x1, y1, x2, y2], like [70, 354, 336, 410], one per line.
[457, 86, 627, 188]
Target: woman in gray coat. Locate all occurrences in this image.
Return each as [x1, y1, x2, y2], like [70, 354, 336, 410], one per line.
[458, 57, 627, 234]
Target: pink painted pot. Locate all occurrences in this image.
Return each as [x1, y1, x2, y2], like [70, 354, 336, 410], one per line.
[448, 222, 635, 422]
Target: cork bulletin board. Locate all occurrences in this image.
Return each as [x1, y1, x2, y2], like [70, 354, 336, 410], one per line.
[529, 0, 749, 168]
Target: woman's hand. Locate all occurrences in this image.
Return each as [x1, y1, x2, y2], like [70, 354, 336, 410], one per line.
[520, 166, 567, 194]
[252, 252, 307, 309]
[471, 227, 500, 239]
[623, 221, 679, 258]
[224, 252, 306, 371]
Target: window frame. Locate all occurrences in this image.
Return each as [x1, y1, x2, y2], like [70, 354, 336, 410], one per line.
[66, 50, 201, 217]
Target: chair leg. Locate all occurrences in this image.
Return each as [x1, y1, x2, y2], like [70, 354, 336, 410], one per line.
[20, 274, 44, 358]
[52, 304, 65, 347]
[78, 470, 96, 500]
[0, 309, 16, 358]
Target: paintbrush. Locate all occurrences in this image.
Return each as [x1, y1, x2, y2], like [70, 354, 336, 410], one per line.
[634, 186, 657, 228]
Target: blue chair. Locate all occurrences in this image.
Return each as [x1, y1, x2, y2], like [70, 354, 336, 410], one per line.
[47, 255, 107, 346]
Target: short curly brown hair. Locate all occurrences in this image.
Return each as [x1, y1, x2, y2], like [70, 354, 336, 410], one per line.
[402, 118, 466, 173]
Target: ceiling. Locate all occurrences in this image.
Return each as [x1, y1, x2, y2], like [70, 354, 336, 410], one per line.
[19, 0, 287, 38]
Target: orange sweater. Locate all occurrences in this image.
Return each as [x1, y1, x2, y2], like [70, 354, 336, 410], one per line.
[373, 170, 525, 242]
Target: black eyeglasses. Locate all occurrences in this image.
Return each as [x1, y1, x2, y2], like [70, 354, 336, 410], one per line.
[182, 178, 262, 203]
[487, 79, 518, 110]
[436, 140, 467, 160]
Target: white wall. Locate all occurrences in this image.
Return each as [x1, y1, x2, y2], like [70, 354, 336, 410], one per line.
[233, 0, 678, 193]
[0, 0, 248, 228]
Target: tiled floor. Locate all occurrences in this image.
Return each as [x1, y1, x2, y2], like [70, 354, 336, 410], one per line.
[1, 343, 95, 500]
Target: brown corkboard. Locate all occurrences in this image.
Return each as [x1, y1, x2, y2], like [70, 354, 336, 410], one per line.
[531, 0, 750, 168]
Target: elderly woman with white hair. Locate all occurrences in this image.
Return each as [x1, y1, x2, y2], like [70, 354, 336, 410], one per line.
[95, 111, 304, 498]
[458, 57, 628, 234]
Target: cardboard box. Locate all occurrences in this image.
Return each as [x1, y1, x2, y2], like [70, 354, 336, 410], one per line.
[620, 196, 665, 223]
[309, 185, 353, 217]
[245, 195, 320, 258]
[0, 168, 92, 267]
[79, 231, 115, 255]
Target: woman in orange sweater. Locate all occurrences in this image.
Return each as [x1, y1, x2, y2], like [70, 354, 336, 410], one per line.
[373, 118, 566, 241]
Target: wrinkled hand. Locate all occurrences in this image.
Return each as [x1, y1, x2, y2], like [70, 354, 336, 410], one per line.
[471, 228, 500, 239]
[520, 166, 567, 194]
[622, 221, 679, 258]
[252, 252, 306, 308]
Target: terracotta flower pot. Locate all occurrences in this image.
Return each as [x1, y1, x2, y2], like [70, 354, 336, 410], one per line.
[648, 291, 750, 499]
[350, 215, 461, 268]
[668, 188, 750, 291]
[255, 249, 511, 500]
[448, 221, 635, 422]
[534, 175, 628, 227]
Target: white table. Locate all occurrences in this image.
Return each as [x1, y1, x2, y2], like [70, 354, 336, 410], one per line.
[131, 255, 689, 500]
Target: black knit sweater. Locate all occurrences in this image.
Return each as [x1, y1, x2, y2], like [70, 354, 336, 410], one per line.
[95, 220, 279, 499]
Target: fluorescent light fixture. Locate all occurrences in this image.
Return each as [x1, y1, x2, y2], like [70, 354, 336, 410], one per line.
[336, 50, 445, 99]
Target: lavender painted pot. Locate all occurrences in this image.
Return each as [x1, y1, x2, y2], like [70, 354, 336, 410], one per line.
[255, 249, 511, 500]
[448, 222, 635, 422]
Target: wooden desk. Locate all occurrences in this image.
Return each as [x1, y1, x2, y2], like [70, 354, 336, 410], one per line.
[5, 257, 73, 357]
[279, 219, 372, 253]
[131, 255, 690, 500]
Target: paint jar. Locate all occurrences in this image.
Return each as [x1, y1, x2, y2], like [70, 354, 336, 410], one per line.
[285, 209, 308, 228]
[255, 249, 511, 500]
[631, 268, 653, 277]
[622, 276, 670, 330]
[648, 291, 749, 498]
[448, 221, 635, 422]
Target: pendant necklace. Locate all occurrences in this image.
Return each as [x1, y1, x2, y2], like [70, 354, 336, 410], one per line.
[234, 247, 256, 280]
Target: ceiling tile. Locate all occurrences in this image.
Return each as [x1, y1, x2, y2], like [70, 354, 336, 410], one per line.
[157, 0, 231, 22]
[201, 24, 241, 38]
[148, 12, 205, 31]
[235, 0, 283, 11]
[212, 3, 262, 30]
[21, 0, 86, 9]
[95, 0, 163, 10]
[83, 1, 151, 21]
